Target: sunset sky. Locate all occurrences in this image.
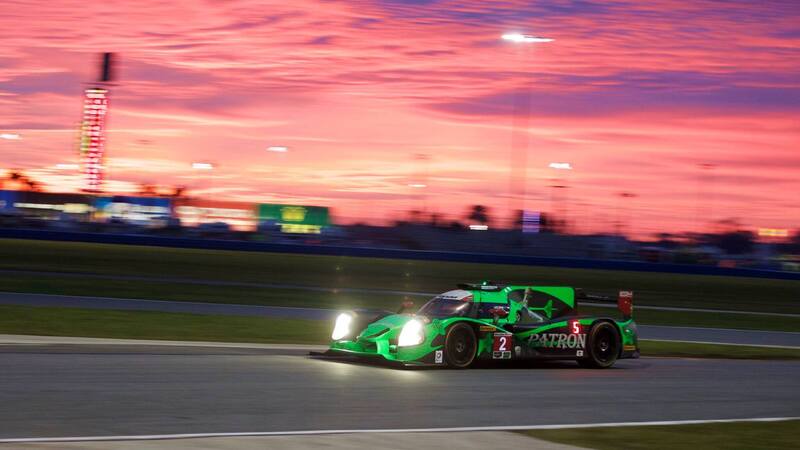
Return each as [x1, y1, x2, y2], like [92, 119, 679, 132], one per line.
[1, 0, 798, 237]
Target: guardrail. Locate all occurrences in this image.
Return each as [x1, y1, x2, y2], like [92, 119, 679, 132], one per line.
[1, 228, 798, 280]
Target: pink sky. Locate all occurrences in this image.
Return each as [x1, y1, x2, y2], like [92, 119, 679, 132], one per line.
[1, 0, 798, 237]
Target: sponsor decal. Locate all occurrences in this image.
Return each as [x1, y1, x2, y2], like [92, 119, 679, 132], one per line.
[435, 290, 474, 302]
[576, 350, 584, 357]
[434, 350, 443, 364]
[623, 345, 637, 351]
[479, 325, 496, 332]
[492, 333, 513, 359]
[528, 333, 587, 349]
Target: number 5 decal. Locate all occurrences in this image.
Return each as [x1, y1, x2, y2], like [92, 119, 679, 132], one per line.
[571, 320, 581, 334]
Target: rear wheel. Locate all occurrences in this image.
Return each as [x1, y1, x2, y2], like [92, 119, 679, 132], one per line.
[578, 322, 620, 369]
[444, 323, 477, 369]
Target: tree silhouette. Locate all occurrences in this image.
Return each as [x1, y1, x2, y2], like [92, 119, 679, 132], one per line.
[467, 204, 490, 224]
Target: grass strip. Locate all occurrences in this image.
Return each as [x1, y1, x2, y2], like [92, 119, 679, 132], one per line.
[639, 339, 800, 360]
[520, 419, 800, 450]
[1, 273, 798, 332]
[0, 305, 330, 344]
[2, 238, 799, 314]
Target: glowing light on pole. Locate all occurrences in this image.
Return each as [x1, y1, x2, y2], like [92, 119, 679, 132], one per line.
[191, 162, 214, 170]
[548, 162, 572, 170]
[502, 33, 554, 43]
[501, 33, 553, 228]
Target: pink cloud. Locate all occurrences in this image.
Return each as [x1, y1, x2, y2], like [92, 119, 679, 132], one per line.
[0, 0, 798, 236]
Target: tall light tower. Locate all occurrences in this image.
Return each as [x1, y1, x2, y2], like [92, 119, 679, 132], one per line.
[501, 33, 553, 228]
[79, 52, 115, 193]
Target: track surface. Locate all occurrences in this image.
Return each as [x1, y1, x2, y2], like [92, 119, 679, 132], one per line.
[1, 344, 798, 440]
[2, 292, 799, 347]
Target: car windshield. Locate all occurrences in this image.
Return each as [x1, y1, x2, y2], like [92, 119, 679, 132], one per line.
[417, 298, 472, 318]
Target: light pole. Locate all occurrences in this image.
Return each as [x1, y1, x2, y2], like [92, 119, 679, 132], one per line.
[548, 162, 572, 233]
[501, 33, 553, 229]
[616, 192, 637, 237]
[191, 162, 217, 223]
[695, 162, 716, 236]
[191, 161, 217, 194]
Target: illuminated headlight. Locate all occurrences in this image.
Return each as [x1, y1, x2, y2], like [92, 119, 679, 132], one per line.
[397, 319, 424, 347]
[331, 313, 352, 340]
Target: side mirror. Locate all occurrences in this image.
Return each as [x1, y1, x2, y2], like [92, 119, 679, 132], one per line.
[397, 301, 415, 314]
[489, 306, 509, 324]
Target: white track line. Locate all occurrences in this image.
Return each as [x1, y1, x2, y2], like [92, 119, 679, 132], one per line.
[639, 324, 800, 335]
[1, 335, 797, 350]
[0, 334, 326, 351]
[582, 302, 800, 318]
[2, 417, 798, 443]
[639, 339, 800, 349]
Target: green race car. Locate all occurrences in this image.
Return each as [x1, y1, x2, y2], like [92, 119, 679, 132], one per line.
[314, 281, 639, 369]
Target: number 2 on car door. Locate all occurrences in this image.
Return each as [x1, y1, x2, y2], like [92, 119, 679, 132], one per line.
[493, 333, 512, 353]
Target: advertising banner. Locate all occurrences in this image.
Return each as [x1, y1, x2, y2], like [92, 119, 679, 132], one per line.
[94, 196, 171, 226]
[257, 204, 330, 234]
[174, 199, 257, 231]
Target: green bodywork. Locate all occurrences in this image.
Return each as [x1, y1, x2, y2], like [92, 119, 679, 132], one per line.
[327, 284, 639, 366]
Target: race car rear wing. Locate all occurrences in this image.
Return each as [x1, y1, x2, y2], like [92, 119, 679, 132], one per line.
[575, 289, 634, 320]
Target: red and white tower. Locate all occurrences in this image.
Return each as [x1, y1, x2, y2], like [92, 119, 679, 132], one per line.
[79, 53, 114, 193]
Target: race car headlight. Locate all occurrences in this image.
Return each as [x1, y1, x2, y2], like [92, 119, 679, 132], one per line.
[397, 319, 424, 347]
[331, 313, 353, 341]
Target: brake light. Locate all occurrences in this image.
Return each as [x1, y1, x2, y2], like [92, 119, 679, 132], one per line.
[618, 291, 633, 319]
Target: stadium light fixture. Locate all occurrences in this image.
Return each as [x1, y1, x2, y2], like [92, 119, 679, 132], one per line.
[267, 146, 289, 153]
[192, 162, 214, 170]
[501, 33, 554, 43]
[549, 162, 573, 170]
[408, 183, 427, 188]
[0, 133, 20, 140]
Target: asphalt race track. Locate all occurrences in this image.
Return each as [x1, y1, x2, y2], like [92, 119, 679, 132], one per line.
[1, 292, 799, 347]
[1, 344, 799, 440]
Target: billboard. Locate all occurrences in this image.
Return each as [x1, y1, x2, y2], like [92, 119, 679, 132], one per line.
[0, 191, 92, 218]
[257, 204, 330, 234]
[0, 190, 18, 212]
[94, 196, 171, 226]
[174, 199, 257, 231]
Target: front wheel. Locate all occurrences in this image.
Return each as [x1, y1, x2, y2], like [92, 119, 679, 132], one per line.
[578, 322, 620, 369]
[444, 323, 477, 369]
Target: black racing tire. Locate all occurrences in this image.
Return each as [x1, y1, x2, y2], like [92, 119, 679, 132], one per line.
[578, 322, 620, 369]
[444, 323, 477, 369]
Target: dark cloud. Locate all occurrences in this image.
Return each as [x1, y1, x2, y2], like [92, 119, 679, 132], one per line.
[430, 69, 800, 117]
[0, 71, 82, 95]
[308, 35, 336, 45]
[122, 60, 218, 85]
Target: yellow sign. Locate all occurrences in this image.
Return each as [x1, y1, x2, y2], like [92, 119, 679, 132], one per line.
[281, 206, 307, 222]
[758, 228, 789, 238]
